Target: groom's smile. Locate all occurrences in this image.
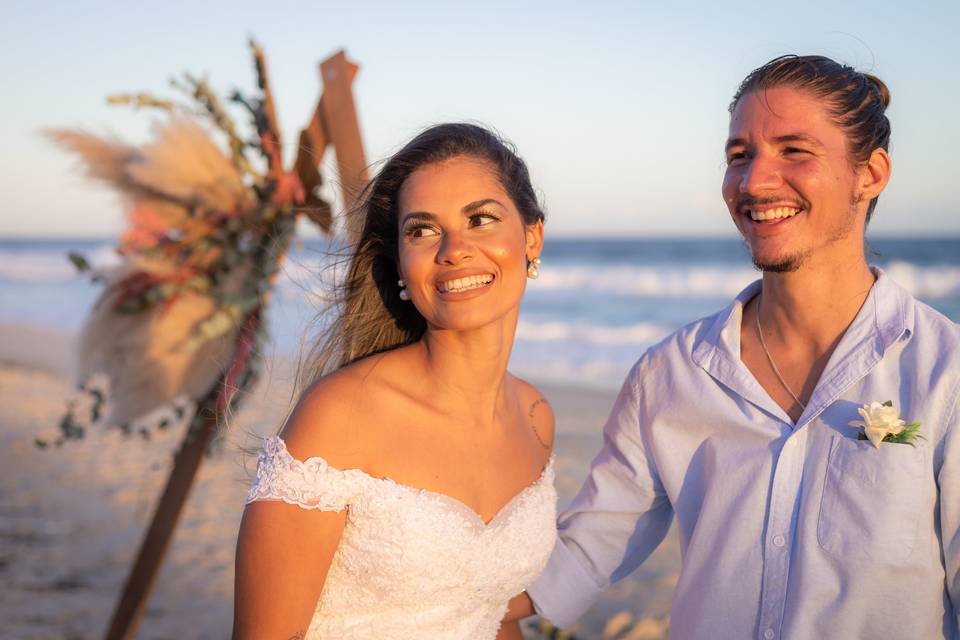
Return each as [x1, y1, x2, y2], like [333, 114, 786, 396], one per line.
[745, 204, 802, 223]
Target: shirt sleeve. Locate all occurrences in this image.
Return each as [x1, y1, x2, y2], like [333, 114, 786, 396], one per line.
[939, 382, 960, 633]
[246, 436, 361, 511]
[526, 362, 673, 628]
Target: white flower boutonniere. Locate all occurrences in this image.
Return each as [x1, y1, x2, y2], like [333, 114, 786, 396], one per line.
[848, 400, 924, 448]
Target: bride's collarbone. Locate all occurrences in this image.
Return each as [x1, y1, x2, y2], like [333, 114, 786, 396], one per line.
[354, 417, 546, 523]
[331, 364, 549, 519]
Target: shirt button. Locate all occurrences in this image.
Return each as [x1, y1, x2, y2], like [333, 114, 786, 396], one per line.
[764, 629, 775, 639]
[773, 535, 786, 547]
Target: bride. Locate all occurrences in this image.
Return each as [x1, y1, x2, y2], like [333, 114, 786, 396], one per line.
[233, 123, 555, 640]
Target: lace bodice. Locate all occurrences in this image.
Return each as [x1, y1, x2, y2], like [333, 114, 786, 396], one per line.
[246, 436, 557, 639]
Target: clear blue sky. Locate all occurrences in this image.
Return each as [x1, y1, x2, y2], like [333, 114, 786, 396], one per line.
[3, 0, 958, 238]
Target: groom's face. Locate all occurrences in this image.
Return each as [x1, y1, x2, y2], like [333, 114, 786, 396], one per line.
[721, 86, 867, 272]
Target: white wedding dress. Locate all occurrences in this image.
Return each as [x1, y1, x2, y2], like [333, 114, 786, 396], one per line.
[246, 436, 557, 639]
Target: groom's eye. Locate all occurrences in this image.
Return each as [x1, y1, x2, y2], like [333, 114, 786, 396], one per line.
[726, 151, 747, 165]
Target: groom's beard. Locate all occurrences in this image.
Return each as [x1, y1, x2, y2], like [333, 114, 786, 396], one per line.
[741, 235, 809, 273]
[745, 190, 861, 273]
[751, 248, 807, 273]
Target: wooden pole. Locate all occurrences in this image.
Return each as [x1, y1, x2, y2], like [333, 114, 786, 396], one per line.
[252, 45, 282, 152]
[293, 100, 333, 232]
[319, 51, 368, 238]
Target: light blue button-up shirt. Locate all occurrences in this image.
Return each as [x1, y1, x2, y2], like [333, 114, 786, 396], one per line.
[528, 269, 960, 639]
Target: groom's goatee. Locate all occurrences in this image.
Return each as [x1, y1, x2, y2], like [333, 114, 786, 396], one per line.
[738, 239, 805, 273]
[753, 255, 803, 273]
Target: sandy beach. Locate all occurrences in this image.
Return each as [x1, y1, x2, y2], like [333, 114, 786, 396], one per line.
[0, 321, 679, 640]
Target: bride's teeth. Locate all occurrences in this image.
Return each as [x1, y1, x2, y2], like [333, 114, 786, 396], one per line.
[439, 274, 494, 293]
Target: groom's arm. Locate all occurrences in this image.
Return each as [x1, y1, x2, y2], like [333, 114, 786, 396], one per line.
[525, 361, 673, 629]
[940, 387, 960, 632]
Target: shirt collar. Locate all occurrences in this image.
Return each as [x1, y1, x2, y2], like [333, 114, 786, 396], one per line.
[870, 266, 915, 346]
[692, 266, 916, 425]
[695, 266, 913, 358]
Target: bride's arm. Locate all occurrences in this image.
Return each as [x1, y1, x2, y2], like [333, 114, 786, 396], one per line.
[233, 374, 366, 639]
[496, 619, 525, 640]
[233, 501, 347, 639]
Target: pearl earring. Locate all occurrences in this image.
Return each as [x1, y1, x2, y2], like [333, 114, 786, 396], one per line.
[527, 256, 541, 280]
[398, 279, 410, 301]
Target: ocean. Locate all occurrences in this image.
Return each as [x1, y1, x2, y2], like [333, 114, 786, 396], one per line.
[2, 236, 959, 391]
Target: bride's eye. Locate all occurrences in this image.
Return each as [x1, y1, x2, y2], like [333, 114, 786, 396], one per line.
[405, 224, 439, 239]
[468, 211, 500, 228]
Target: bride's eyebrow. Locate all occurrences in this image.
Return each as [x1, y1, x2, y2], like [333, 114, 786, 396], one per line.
[462, 198, 505, 213]
[400, 212, 435, 225]
[401, 199, 506, 224]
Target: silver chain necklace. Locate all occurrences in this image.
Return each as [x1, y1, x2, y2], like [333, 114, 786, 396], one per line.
[755, 295, 807, 411]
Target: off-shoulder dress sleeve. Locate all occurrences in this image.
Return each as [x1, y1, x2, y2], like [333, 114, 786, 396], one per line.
[246, 435, 363, 512]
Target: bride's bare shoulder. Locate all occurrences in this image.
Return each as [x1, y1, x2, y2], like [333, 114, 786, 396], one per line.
[510, 376, 555, 450]
[279, 352, 394, 470]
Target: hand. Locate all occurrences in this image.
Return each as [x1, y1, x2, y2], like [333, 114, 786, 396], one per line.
[503, 590, 536, 622]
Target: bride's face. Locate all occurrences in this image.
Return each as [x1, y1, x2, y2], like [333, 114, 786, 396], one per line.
[396, 155, 542, 333]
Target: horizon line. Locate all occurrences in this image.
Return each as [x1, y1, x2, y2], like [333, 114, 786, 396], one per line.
[3, 231, 959, 242]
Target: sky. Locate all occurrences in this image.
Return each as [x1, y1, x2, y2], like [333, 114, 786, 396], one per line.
[2, 0, 958, 238]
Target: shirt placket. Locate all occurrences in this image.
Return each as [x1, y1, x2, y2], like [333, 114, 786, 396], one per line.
[756, 429, 806, 640]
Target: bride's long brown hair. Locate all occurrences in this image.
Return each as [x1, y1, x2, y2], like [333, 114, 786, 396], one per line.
[299, 123, 545, 389]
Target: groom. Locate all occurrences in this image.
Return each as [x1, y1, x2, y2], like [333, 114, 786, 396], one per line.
[514, 55, 959, 638]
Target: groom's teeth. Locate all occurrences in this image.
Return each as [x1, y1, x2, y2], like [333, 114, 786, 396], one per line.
[749, 207, 801, 221]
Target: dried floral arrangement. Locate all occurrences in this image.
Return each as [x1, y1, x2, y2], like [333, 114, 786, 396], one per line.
[41, 41, 337, 447]
[40, 42, 367, 638]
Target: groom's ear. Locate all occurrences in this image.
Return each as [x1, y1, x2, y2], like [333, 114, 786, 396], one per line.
[857, 147, 891, 205]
